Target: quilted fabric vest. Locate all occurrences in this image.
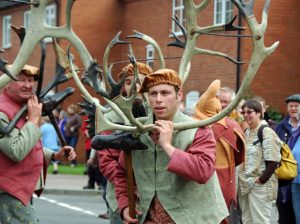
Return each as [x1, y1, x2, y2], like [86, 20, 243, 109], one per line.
[132, 111, 228, 224]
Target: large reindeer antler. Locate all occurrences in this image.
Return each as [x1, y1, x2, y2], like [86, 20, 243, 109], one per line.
[175, 0, 244, 83]
[126, 30, 165, 69]
[173, 0, 279, 130]
[72, 0, 279, 137]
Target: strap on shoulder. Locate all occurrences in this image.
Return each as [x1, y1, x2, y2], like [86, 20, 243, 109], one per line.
[253, 125, 269, 145]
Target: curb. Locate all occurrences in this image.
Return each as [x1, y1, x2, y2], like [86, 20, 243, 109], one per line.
[43, 188, 103, 196]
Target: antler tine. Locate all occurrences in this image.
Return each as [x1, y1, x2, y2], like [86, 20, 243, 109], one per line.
[195, 0, 212, 13]
[36, 41, 46, 97]
[94, 102, 137, 134]
[127, 44, 138, 94]
[81, 60, 103, 93]
[0, 58, 18, 81]
[0, 25, 26, 81]
[180, 1, 246, 83]
[52, 39, 75, 84]
[168, 30, 185, 49]
[67, 47, 100, 109]
[103, 31, 129, 91]
[53, 38, 72, 72]
[0, 0, 93, 89]
[167, 15, 187, 49]
[11, 25, 26, 44]
[175, 0, 279, 130]
[106, 64, 125, 99]
[126, 30, 165, 69]
[39, 41, 75, 98]
[192, 47, 245, 65]
[194, 15, 245, 34]
[178, 0, 208, 82]
[80, 94, 110, 114]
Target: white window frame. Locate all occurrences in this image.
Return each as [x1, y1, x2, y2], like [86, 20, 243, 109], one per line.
[2, 15, 11, 49]
[171, 0, 186, 36]
[24, 10, 31, 30]
[43, 4, 57, 43]
[146, 44, 154, 68]
[214, 0, 233, 25]
[186, 91, 200, 116]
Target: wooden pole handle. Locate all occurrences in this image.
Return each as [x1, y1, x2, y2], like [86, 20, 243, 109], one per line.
[124, 150, 136, 221]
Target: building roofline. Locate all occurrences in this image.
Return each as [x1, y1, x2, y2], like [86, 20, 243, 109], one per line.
[0, 1, 29, 10]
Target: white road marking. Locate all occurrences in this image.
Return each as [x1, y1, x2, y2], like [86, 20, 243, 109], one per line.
[33, 195, 98, 217]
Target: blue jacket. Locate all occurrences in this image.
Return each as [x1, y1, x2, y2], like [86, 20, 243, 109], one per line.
[276, 116, 297, 203]
[276, 116, 293, 143]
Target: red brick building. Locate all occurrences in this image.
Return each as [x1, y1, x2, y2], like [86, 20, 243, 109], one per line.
[1, 0, 299, 162]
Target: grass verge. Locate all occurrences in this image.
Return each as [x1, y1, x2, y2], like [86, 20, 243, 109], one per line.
[47, 163, 86, 175]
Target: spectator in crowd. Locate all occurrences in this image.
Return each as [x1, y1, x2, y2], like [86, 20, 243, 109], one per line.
[194, 79, 245, 224]
[218, 86, 244, 124]
[82, 115, 103, 190]
[82, 115, 92, 175]
[114, 69, 228, 223]
[276, 94, 300, 142]
[65, 104, 82, 167]
[275, 94, 300, 224]
[0, 64, 76, 223]
[218, 86, 236, 110]
[98, 62, 153, 223]
[88, 149, 110, 219]
[58, 110, 68, 141]
[289, 105, 300, 223]
[236, 98, 249, 132]
[81, 111, 109, 219]
[52, 108, 61, 124]
[40, 116, 60, 174]
[252, 96, 277, 129]
[238, 99, 281, 224]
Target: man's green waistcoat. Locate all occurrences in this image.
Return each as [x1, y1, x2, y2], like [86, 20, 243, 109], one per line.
[132, 110, 228, 224]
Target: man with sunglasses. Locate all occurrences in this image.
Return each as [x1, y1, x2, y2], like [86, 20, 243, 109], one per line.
[0, 65, 76, 224]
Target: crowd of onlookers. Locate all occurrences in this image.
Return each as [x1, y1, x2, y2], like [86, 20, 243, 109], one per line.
[207, 86, 300, 224]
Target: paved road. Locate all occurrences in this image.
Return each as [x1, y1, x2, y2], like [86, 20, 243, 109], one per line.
[39, 174, 279, 223]
[35, 193, 109, 224]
